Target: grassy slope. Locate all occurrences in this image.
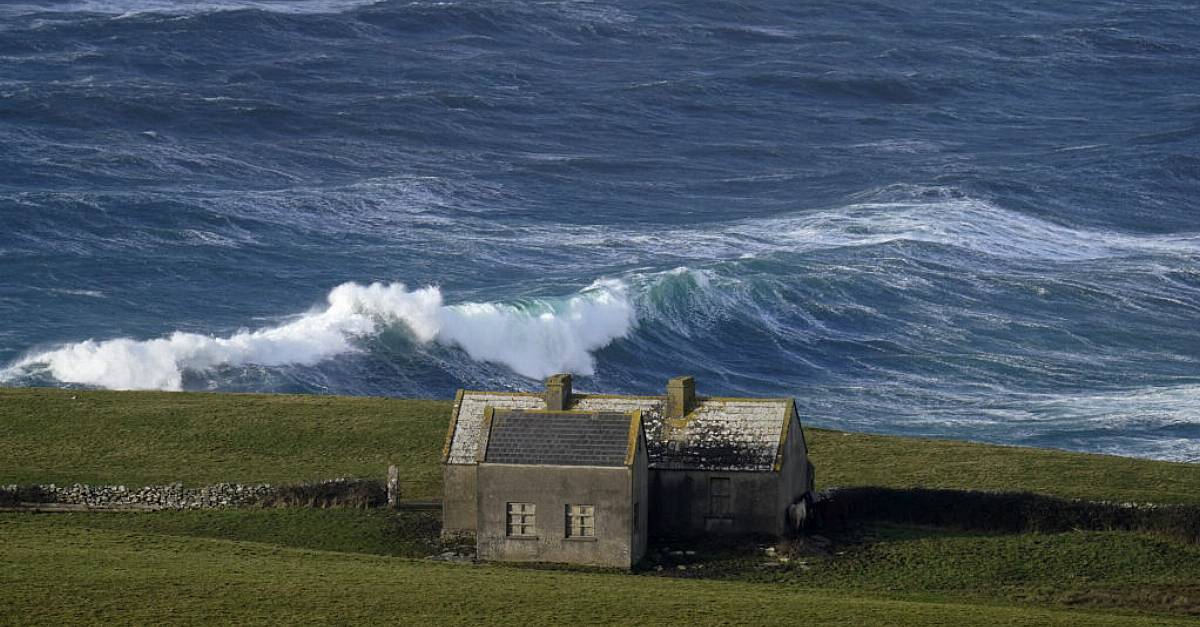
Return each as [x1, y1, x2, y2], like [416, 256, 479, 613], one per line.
[1, 516, 1194, 627]
[12, 509, 1197, 617]
[3, 387, 1198, 505]
[808, 428, 1200, 504]
[0, 388, 447, 495]
[3, 387, 1199, 623]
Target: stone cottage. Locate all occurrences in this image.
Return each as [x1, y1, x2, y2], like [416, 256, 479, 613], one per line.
[474, 407, 649, 568]
[442, 374, 815, 567]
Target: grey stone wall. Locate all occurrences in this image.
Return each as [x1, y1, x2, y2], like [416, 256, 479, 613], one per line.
[441, 464, 478, 534]
[475, 464, 643, 568]
[2, 482, 274, 509]
[776, 407, 814, 532]
[649, 469, 782, 537]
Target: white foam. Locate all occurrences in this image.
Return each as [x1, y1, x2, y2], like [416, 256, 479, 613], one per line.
[42, 288, 107, 298]
[438, 279, 634, 379]
[1017, 384, 1200, 428]
[849, 139, 943, 154]
[514, 187, 1200, 263]
[880, 383, 1200, 463]
[717, 195, 1200, 262]
[0, 0, 382, 18]
[0, 280, 634, 390]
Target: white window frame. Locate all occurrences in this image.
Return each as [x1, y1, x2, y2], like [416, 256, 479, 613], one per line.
[565, 504, 595, 538]
[506, 502, 536, 537]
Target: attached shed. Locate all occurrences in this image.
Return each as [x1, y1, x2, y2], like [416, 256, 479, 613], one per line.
[643, 382, 814, 537]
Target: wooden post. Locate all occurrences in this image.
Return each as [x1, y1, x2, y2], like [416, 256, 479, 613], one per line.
[387, 465, 400, 509]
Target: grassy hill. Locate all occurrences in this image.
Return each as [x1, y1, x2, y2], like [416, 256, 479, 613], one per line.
[2, 387, 1198, 624]
[0, 388, 448, 494]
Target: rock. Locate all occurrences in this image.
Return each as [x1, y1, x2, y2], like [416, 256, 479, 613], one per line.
[676, 565, 687, 571]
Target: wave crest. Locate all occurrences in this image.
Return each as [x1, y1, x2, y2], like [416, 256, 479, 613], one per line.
[0, 280, 635, 390]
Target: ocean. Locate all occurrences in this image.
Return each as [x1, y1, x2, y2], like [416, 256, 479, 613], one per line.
[1, 0, 1198, 462]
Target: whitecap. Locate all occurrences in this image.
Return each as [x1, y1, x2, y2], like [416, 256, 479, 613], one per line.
[0, 279, 634, 391]
[555, 190, 1200, 263]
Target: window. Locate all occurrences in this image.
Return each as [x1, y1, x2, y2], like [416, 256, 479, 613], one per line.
[565, 504, 595, 538]
[506, 502, 536, 537]
[709, 477, 732, 517]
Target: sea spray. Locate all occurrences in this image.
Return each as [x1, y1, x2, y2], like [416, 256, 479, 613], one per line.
[438, 279, 635, 379]
[0, 280, 635, 390]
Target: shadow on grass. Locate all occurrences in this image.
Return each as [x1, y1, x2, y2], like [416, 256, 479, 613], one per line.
[0, 485, 53, 506]
[811, 487, 1200, 545]
[257, 479, 386, 509]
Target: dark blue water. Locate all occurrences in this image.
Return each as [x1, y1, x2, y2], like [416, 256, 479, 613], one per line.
[2, 0, 1199, 462]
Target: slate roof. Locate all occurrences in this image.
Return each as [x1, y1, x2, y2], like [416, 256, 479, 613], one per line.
[445, 391, 795, 472]
[481, 409, 637, 467]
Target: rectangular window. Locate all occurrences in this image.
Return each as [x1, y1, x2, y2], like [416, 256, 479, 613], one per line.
[709, 477, 732, 517]
[506, 502, 536, 537]
[565, 504, 595, 538]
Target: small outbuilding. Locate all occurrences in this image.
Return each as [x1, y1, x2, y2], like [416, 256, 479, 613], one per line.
[442, 374, 815, 567]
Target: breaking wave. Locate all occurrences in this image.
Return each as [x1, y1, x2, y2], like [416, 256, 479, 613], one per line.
[0, 280, 635, 390]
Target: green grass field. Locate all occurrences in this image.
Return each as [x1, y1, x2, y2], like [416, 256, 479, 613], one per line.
[2, 387, 1199, 624]
[3, 387, 1198, 504]
[0, 388, 447, 494]
[2, 514, 1196, 626]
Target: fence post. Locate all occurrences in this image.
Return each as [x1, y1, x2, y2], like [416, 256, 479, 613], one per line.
[387, 465, 400, 509]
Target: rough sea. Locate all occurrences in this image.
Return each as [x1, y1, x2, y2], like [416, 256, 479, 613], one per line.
[2, 0, 1198, 462]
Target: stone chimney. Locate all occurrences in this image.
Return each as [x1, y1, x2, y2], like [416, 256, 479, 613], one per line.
[544, 373, 573, 411]
[666, 375, 696, 419]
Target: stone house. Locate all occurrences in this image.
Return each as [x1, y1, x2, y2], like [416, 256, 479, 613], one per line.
[474, 407, 649, 568]
[442, 374, 816, 567]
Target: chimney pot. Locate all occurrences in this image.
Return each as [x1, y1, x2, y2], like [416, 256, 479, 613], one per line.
[544, 373, 572, 411]
[667, 375, 696, 419]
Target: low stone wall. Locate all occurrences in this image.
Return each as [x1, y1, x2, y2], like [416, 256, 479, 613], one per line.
[2, 482, 275, 510]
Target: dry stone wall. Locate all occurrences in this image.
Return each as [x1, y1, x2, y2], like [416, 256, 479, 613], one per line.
[3, 482, 274, 509]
